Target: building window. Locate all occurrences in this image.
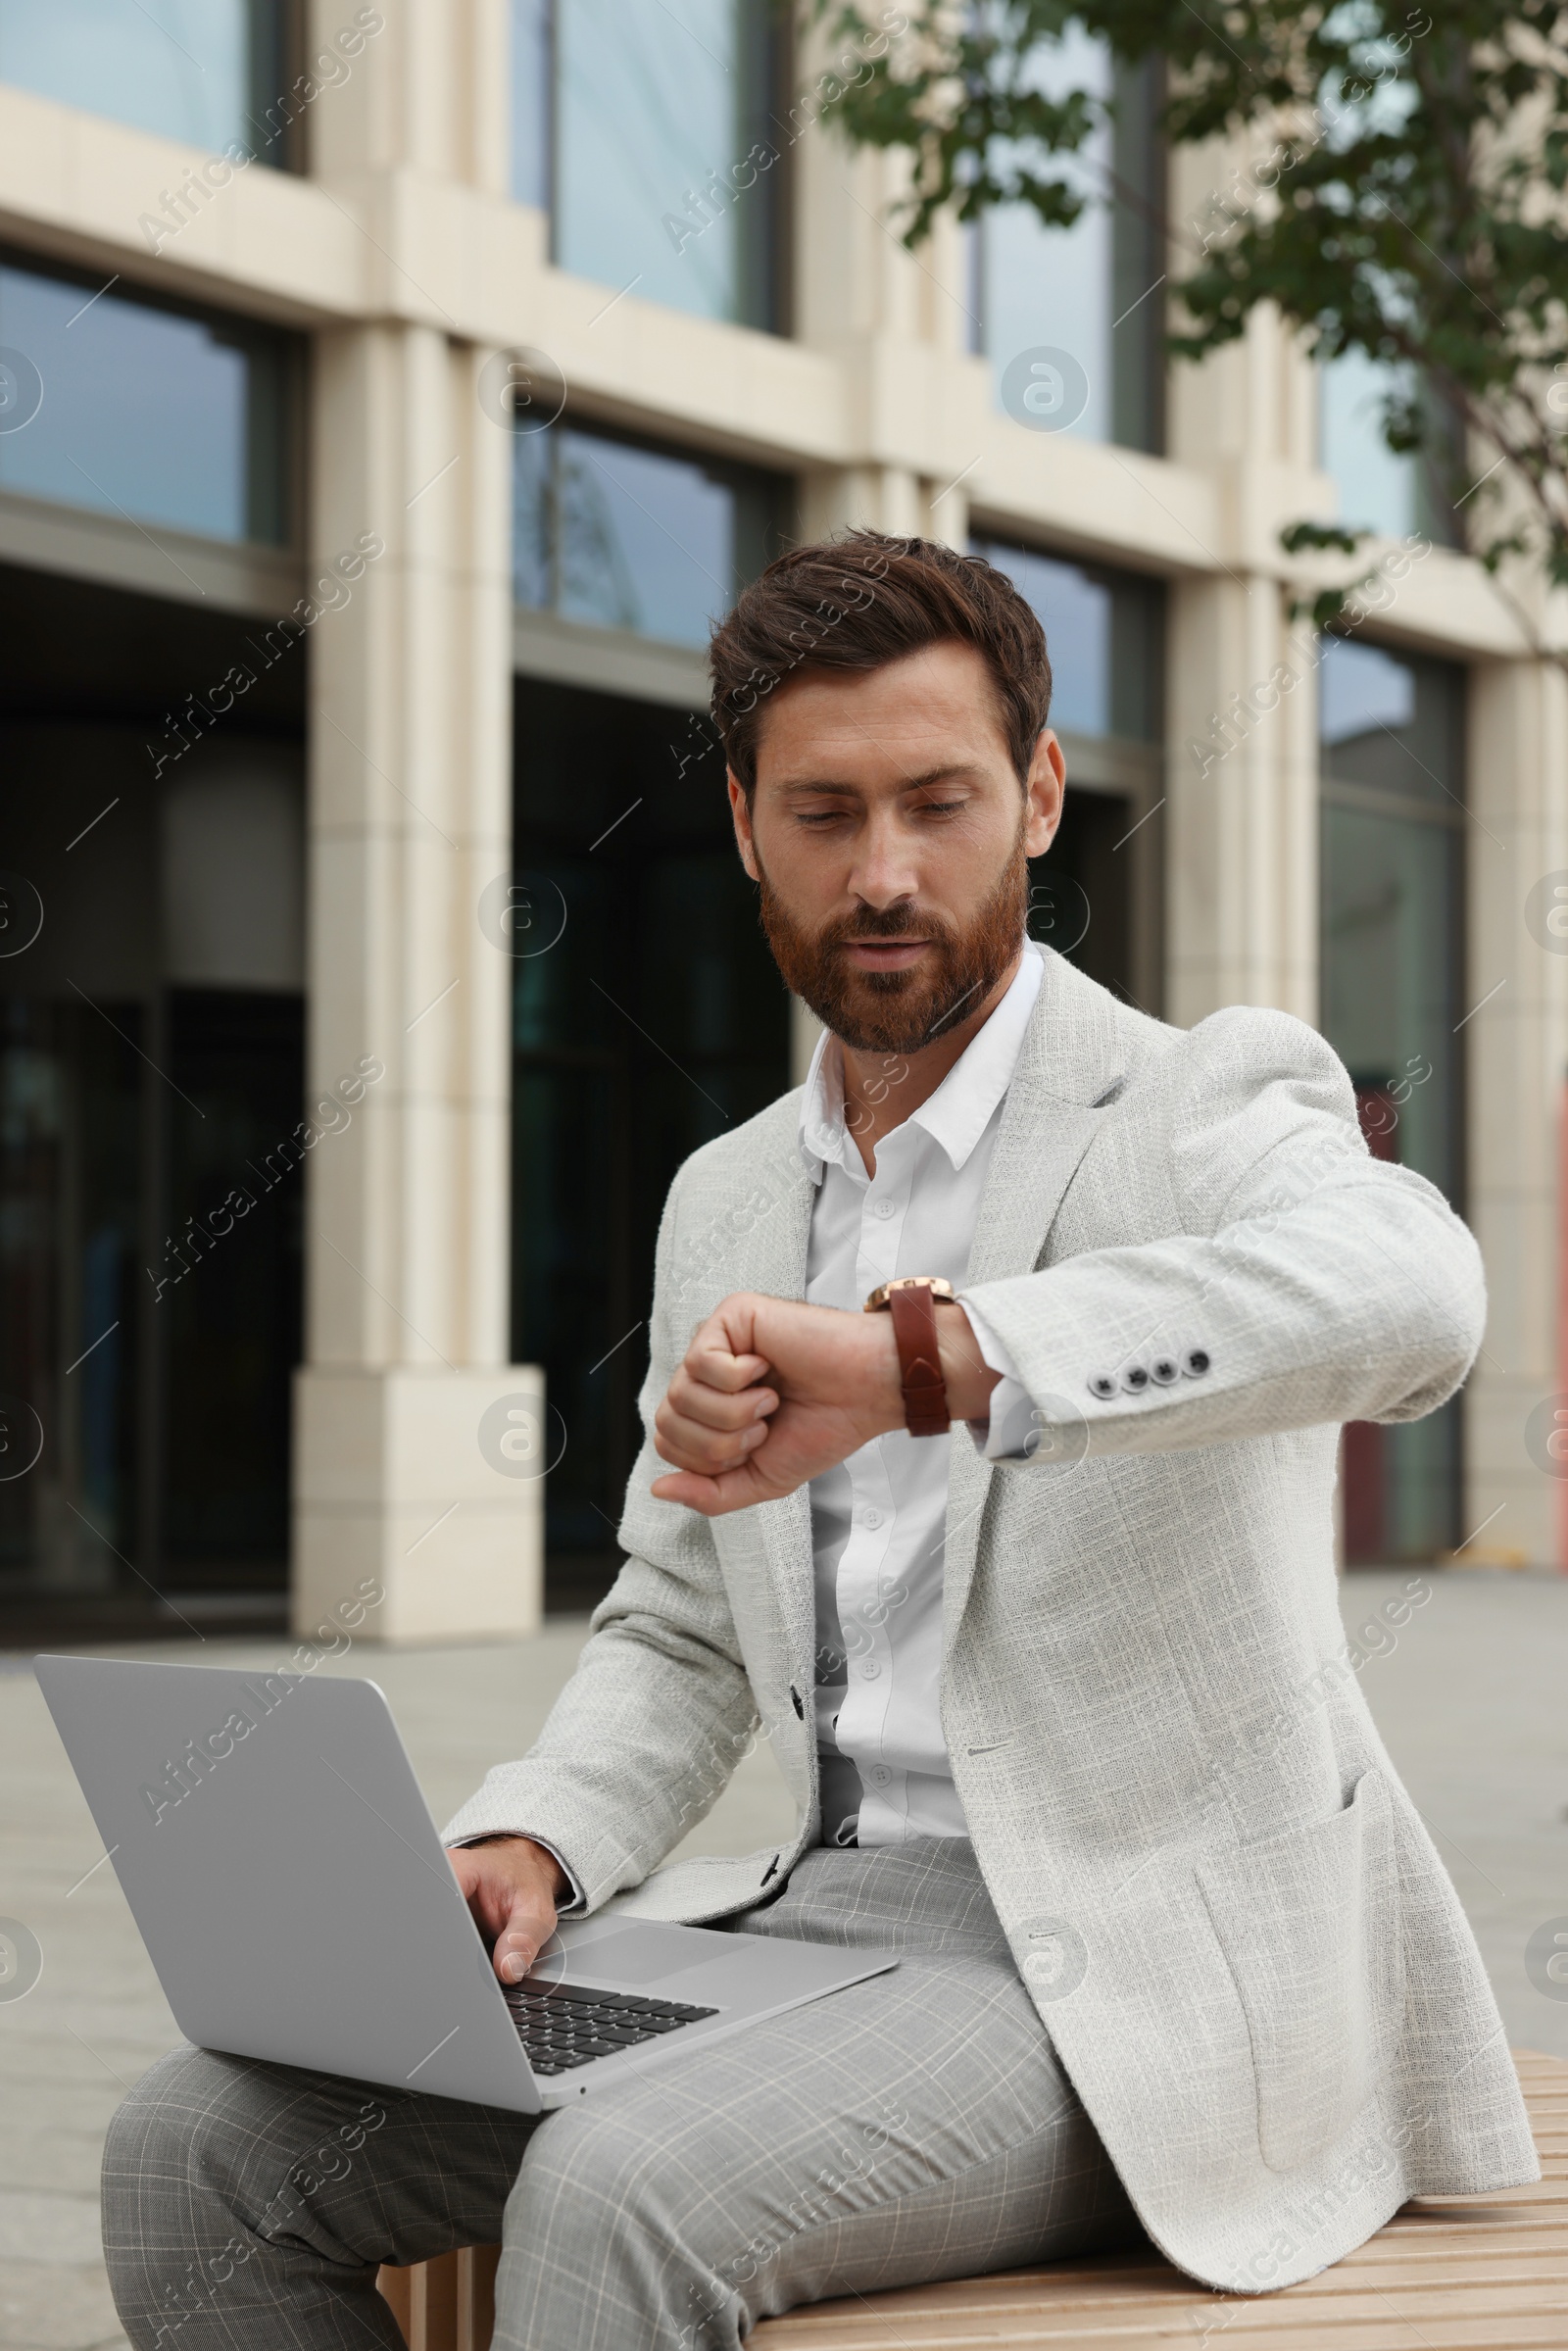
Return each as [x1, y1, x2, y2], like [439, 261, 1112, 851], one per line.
[1320, 354, 1461, 547]
[971, 43, 1164, 452]
[0, 1, 298, 167]
[511, 0, 783, 330]
[1319, 634, 1465, 1563]
[509, 677, 789, 1610]
[972, 534, 1165, 1009]
[974, 536, 1162, 743]
[0, 686, 307, 1632]
[514, 419, 787, 651]
[0, 257, 298, 546]
[511, 0, 552, 212]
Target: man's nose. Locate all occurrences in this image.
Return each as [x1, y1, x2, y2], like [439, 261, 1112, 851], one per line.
[848, 810, 923, 907]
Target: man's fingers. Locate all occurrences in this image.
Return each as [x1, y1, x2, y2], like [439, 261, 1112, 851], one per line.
[493, 1889, 556, 1984]
[650, 1461, 772, 1516]
[688, 1342, 772, 1395]
[664, 1367, 776, 1434]
[656, 1390, 775, 1469]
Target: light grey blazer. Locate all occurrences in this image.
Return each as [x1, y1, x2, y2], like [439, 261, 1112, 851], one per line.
[445, 947, 1539, 2291]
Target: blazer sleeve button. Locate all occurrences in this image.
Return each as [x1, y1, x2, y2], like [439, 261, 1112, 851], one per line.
[1088, 1373, 1118, 1399]
[1150, 1356, 1180, 1385]
[1120, 1364, 1150, 1393]
[1184, 1347, 1211, 1376]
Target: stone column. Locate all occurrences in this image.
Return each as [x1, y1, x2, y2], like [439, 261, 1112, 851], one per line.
[1162, 215, 1325, 1030]
[1463, 655, 1568, 1566]
[1164, 569, 1320, 1028]
[292, 0, 543, 1641]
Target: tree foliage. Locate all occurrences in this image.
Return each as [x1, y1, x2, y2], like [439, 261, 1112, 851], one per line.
[810, 1, 1568, 606]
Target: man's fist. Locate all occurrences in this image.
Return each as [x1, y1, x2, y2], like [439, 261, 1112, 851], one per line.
[447, 1836, 568, 1984]
[650, 1290, 999, 1517]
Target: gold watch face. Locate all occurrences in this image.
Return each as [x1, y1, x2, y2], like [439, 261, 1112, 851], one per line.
[863, 1276, 957, 1312]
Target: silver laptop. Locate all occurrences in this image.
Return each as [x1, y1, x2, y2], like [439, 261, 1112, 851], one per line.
[35, 1655, 898, 2113]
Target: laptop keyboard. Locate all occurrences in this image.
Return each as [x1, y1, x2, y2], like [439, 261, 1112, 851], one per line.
[502, 1983, 719, 2074]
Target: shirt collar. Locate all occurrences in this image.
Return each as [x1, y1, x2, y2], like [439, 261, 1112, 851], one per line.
[797, 943, 1046, 1183]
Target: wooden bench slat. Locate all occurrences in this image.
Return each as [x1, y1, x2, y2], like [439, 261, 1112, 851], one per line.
[753, 2266, 1568, 2320]
[377, 2053, 1568, 2349]
[760, 2237, 1568, 2307]
[751, 2301, 1568, 2350]
[1373, 2232, 1568, 2256]
[1382, 2205, 1566, 2228]
[751, 2323, 1568, 2349]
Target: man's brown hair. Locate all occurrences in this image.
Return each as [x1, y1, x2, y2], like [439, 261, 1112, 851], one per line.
[708, 530, 1053, 793]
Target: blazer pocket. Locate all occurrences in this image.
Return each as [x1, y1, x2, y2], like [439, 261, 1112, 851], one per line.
[1196, 1768, 1403, 2174]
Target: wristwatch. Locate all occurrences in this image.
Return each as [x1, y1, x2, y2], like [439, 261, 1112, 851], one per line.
[863, 1276, 957, 1438]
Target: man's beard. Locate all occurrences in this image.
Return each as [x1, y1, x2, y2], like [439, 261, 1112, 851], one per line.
[756, 826, 1031, 1055]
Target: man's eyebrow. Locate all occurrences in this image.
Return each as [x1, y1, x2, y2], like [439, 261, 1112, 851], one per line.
[775, 763, 984, 797]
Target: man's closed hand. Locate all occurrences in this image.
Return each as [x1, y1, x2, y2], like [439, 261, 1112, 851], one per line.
[650, 1290, 999, 1517]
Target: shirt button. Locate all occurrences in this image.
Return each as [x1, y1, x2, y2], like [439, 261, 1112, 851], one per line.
[862, 1507, 884, 1530]
[870, 1766, 892, 1787]
[859, 1662, 881, 1680]
[873, 1199, 896, 1220]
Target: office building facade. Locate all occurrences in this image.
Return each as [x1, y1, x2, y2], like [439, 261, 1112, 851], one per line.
[1, 0, 1562, 1645]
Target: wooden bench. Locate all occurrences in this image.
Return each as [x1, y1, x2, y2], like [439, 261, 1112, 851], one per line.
[378, 2048, 1568, 2349]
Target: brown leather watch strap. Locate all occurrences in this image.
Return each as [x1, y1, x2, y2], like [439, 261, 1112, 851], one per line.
[888, 1280, 952, 1438]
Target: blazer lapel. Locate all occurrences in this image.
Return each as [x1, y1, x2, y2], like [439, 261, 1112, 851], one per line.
[731, 1104, 818, 1688]
[945, 951, 1129, 1632]
[967, 948, 1130, 1285]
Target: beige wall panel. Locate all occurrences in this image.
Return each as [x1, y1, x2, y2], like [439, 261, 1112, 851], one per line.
[1463, 658, 1568, 1565]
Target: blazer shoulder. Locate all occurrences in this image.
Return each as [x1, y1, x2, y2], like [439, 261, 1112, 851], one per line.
[1166, 1003, 1359, 1120]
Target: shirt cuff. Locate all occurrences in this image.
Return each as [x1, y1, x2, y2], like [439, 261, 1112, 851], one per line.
[959, 1300, 1040, 1461]
[448, 1832, 587, 1916]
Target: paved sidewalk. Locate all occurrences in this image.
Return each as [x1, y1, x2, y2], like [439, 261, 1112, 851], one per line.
[1, 1568, 1564, 2349]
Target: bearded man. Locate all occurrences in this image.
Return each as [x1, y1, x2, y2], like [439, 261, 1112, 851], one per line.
[103, 533, 1535, 2349]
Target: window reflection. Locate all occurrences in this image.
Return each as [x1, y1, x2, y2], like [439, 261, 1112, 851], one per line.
[0, 259, 296, 545]
[514, 420, 785, 649]
[1320, 352, 1461, 547]
[0, 1, 291, 165]
[972, 42, 1163, 451]
[511, 0, 552, 212]
[514, 0, 780, 329]
[970, 535, 1163, 742]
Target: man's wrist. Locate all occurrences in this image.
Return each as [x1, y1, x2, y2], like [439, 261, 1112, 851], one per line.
[858, 1305, 908, 1434]
[858, 1293, 1000, 1430]
[465, 1833, 569, 1905]
[940, 1303, 1004, 1423]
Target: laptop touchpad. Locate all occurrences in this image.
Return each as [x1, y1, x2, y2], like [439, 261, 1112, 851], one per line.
[547, 1923, 738, 1991]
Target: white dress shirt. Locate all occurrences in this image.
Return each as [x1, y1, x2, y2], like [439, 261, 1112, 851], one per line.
[798, 946, 1043, 1849]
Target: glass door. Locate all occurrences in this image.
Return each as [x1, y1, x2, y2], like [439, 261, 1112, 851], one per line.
[0, 706, 305, 1639]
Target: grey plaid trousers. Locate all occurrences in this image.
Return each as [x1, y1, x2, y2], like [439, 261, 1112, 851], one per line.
[102, 1838, 1140, 2351]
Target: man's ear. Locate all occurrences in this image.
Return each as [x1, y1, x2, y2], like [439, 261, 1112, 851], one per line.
[1023, 731, 1066, 859]
[728, 770, 760, 881]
